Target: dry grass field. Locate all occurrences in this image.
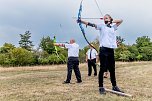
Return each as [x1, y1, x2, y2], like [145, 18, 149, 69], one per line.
[0, 62, 152, 101]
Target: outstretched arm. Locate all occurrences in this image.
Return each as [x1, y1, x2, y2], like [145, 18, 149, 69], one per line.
[112, 19, 123, 27]
[78, 19, 97, 28]
[54, 43, 65, 47]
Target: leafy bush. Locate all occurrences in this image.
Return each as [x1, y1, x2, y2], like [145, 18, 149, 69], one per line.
[9, 48, 35, 66]
[38, 58, 49, 65]
[48, 54, 66, 64]
[38, 54, 66, 65]
[0, 54, 9, 66]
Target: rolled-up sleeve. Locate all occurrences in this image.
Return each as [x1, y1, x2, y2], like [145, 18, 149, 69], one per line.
[65, 44, 72, 49]
[113, 24, 118, 31]
[96, 24, 102, 30]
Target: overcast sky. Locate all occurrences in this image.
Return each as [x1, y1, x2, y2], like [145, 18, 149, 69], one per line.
[0, 0, 152, 48]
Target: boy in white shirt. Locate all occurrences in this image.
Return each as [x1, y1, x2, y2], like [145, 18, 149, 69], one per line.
[78, 14, 123, 94]
[86, 45, 98, 76]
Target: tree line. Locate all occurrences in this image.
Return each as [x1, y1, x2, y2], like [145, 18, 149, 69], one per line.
[0, 31, 152, 67]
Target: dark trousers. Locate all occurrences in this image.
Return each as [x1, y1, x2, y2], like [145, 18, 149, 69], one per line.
[98, 47, 117, 87]
[66, 57, 82, 82]
[87, 59, 97, 76]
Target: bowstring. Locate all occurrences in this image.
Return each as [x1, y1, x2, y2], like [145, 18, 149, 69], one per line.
[94, 0, 103, 17]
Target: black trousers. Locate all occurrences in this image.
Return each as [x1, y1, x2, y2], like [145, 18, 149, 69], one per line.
[87, 59, 97, 76]
[99, 47, 117, 87]
[66, 57, 82, 82]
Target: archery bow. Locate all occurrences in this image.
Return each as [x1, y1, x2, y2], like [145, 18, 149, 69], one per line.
[53, 36, 66, 63]
[77, 0, 104, 67]
[77, 0, 100, 51]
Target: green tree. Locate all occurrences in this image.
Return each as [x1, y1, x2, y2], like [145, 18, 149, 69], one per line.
[136, 54, 143, 61]
[0, 43, 15, 53]
[135, 36, 152, 61]
[136, 36, 151, 48]
[19, 31, 34, 51]
[115, 44, 131, 61]
[139, 46, 152, 61]
[119, 50, 131, 61]
[39, 36, 67, 64]
[9, 48, 35, 66]
[127, 45, 139, 61]
[39, 36, 54, 54]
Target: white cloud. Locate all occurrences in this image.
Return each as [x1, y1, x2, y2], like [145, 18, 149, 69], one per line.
[0, 0, 151, 48]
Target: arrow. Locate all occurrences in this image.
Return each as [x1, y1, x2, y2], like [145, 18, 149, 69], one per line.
[73, 17, 103, 19]
[55, 42, 69, 44]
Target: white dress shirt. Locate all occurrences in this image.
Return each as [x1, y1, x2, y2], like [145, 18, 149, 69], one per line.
[96, 23, 118, 49]
[65, 43, 79, 57]
[86, 48, 98, 60]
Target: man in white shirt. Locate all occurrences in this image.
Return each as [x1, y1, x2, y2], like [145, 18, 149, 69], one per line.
[78, 14, 123, 94]
[54, 39, 82, 84]
[86, 45, 98, 76]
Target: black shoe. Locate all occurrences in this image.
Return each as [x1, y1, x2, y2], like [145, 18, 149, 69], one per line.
[77, 80, 82, 83]
[62, 81, 70, 84]
[99, 87, 106, 94]
[112, 86, 124, 93]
